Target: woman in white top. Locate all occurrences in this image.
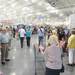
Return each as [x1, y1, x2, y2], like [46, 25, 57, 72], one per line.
[18, 27, 26, 48]
[44, 30, 62, 75]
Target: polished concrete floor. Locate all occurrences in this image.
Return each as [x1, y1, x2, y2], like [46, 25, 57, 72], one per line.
[0, 35, 75, 75]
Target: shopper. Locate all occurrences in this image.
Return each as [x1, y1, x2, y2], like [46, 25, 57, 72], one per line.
[60, 38, 66, 53]
[38, 26, 45, 46]
[0, 27, 10, 65]
[6, 27, 12, 50]
[58, 28, 65, 41]
[47, 30, 58, 46]
[18, 27, 26, 48]
[0, 28, 2, 48]
[26, 27, 32, 47]
[67, 29, 75, 66]
[44, 30, 62, 75]
[13, 28, 16, 38]
[47, 30, 52, 40]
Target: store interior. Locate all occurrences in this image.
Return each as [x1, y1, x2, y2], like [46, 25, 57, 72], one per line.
[0, 0, 75, 75]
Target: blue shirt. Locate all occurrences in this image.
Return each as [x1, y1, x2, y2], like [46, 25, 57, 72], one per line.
[26, 31, 32, 37]
[0, 32, 10, 43]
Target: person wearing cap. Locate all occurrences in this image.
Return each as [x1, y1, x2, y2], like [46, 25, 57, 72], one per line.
[0, 27, 10, 65]
[67, 29, 75, 66]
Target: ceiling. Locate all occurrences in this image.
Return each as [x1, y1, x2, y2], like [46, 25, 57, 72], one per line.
[0, 0, 75, 24]
[47, 0, 75, 9]
[47, 0, 75, 15]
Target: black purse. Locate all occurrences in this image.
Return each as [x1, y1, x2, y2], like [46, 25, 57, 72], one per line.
[60, 48, 65, 73]
[60, 64, 65, 73]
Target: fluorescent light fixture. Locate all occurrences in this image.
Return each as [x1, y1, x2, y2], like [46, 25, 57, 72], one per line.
[46, 5, 55, 10]
[59, 13, 64, 16]
[49, 9, 59, 14]
[11, 2, 17, 7]
[24, 0, 29, 2]
[12, 56, 15, 59]
[22, 7, 30, 11]
[36, 12, 43, 15]
[31, 0, 38, 3]
[10, 72, 16, 75]
[38, 2, 43, 6]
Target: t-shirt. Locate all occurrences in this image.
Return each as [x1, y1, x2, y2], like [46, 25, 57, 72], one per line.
[1, 32, 10, 43]
[68, 35, 75, 48]
[18, 28, 26, 37]
[38, 28, 44, 37]
[64, 29, 69, 35]
[26, 31, 32, 37]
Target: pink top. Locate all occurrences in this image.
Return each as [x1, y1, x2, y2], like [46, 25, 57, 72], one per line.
[44, 44, 62, 69]
[60, 40, 65, 48]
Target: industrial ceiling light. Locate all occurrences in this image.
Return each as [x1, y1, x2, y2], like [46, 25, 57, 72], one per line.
[46, 0, 58, 7]
[31, 0, 37, 3]
[46, 5, 55, 10]
[59, 13, 64, 17]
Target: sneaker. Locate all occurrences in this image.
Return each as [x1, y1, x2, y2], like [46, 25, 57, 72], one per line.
[5, 59, 10, 61]
[73, 63, 75, 66]
[1, 62, 5, 65]
[67, 64, 73, 66]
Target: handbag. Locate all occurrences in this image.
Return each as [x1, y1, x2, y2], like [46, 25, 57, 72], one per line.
[60, 64, 65, 73]
[59, 48, 65, 73]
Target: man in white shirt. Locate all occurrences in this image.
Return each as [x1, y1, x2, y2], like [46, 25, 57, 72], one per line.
[18, 27, 26, 48]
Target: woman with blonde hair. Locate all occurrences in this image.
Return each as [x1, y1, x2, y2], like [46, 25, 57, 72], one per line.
[47, 30, 58, 46]
[44, 30, 62, 75]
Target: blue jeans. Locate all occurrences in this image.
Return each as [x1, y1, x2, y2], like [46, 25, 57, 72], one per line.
[39, 36, 44, 45]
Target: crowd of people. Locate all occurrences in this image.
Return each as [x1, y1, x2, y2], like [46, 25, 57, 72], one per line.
[38, 27, 75, 75]
[0, 25, 75, 75]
